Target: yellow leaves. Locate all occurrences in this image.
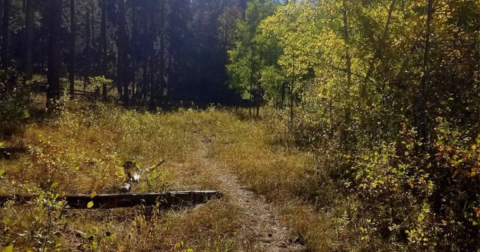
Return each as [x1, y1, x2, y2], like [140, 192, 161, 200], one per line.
[438, 145, 445, 152]
[453, 49, 461, 57]
[2, 245, 13, 252]
[474, 207, 480, 218]
[408, 181, 414, 189]
[471, 166, 480, 177]
[471, 170, 478, 178]
[3, 244, 13, 252]
[0, 244, 16, 252]
[87, 201, 94, 209]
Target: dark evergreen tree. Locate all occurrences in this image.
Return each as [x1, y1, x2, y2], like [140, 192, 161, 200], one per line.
[116, 0, 128, 104]
[100, 0, 108, 99]
[0, 0, 252, 107]
[69, 0, 76, 98]
[167, 0, 192, 101]
[1, 0, 10, 70]
[46, 0, 62, 108]
[24, 0, 34, 80]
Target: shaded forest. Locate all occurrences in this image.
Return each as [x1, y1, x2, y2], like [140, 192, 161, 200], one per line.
[0, 0, 252, 108]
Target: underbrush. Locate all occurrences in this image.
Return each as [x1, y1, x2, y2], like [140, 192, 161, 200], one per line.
[199, 107, 480, 251]
[2, 100, 191, 195]
[349, 120, 480, 251]
[245, 107, 480, 251]
[0, 100, 240, 251]
[0, 70, 31, 138]
[4, 100, 475, 251]
[204, 108, 351, 252]
[1, 103, 355, 251]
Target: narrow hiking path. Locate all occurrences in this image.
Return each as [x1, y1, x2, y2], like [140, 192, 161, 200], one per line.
[195, 134, 305, 252]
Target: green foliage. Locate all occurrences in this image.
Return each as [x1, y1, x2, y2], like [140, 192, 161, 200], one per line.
[25, 135, 124, 193]
[2, 244, 13, 252]
[173, 241, 194, 252]
[89, 76, 113, 90]
[227, 0, 281, 105]
[228, 0, 480, 250]
[77, 226, 117, 251]
[0, 102, 243, 251]
[351, 120, 480, 250]
[0, 70, 31, 134]
[1, 189, 68, 251]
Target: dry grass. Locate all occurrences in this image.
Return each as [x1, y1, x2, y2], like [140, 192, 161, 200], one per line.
[1, 98, 240, 251]
[1, 100, 349, 251]
[202, 108, 351, 252]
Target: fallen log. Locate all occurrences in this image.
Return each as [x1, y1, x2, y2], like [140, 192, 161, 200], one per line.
[0, 190, 222, 209]
[73, 90, 94, 97]
[0, 146, 27, 159]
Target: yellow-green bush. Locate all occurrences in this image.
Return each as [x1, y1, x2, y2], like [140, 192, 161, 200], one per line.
[351, 119, 480, 251]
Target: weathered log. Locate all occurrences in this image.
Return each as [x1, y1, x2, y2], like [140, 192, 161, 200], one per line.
[0, 190, 222, 209]
[0, 146, 27, 159]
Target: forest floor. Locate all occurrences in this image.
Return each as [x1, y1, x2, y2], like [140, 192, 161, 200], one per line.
[193, 131, 305, 252]
[0, 99, 345, 251]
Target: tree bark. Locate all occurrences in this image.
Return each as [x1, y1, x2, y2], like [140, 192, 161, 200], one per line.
[24, 0, 34, 80]
[159, 0, 166, 104]
[91, 4, 100, 98]
[117, 0, 128, 105]
[418, 0, 433, 145]
[84, 7, 91, 93]
[130, 5, 138, 101]
[341, 0, 352, 147]
[151, 0, 166, 109]
[69, 0, 76, 98]
[46, 0, 62, 108]
[362, 0, 396, 97]
[249, 50, 254, 117]
[290, 54, 295, 125]
[342, 0, 351, 107]
[100, 0, 108, 100]
[1, 0, 10, 70]
[91, 4, 96, 74]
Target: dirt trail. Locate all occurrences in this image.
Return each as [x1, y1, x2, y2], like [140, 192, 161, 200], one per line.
[195, 136, 305, 252]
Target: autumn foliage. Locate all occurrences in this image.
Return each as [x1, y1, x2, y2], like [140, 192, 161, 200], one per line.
[228, 0, 480, 250]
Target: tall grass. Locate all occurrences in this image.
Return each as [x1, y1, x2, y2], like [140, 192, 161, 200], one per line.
[1, 101, 350, 251]
[1, 101, 240, 251]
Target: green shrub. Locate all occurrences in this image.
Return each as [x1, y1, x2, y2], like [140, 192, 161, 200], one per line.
[0, 70, 31, 137]
[350, 119, 480, 251]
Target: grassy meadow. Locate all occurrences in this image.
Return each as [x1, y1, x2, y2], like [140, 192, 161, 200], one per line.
[0, 97, 353, 252]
